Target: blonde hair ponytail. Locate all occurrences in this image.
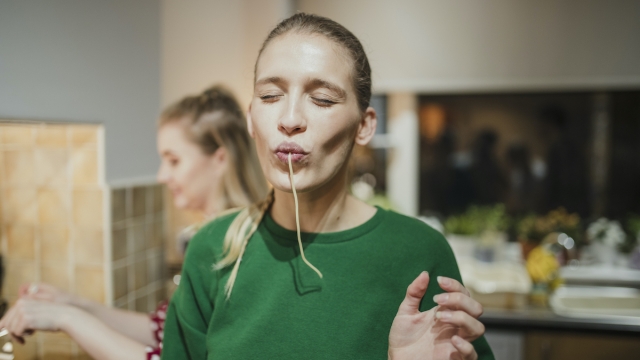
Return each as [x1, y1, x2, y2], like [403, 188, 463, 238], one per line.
[214, 190, 274, 299]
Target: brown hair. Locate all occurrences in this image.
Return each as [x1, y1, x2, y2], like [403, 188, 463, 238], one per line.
[218, 13, 373, 298]
[159, 85, 268, 209]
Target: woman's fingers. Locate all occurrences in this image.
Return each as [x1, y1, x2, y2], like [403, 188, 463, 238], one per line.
[396, 272, 430, 316]
[434, 310, 485, 340]
[2, 306, 27, 344]
[452, 335, 478, 360]
[18, 283, 32, 297]
[437, 277, 470, 297]
[433, 291, 483, 318]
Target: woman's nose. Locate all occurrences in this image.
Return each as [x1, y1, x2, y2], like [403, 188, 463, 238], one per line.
[278, 98, 306, 135]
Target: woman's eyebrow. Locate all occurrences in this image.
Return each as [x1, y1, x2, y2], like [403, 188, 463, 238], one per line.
[255, 76, 287, 88]
[307, 78, 346, 98]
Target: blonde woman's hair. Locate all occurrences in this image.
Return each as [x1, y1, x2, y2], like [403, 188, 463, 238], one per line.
[159, 85, 268, 209]
[216, 13, 373, 299]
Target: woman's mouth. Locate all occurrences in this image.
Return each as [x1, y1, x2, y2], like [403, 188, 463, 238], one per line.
[274, 142, 308, 163]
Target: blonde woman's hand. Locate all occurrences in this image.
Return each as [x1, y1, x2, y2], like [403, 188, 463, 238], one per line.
[0, 299, 79, 344]
[18, 283, 74, 305]
[388, 272, 484, 360]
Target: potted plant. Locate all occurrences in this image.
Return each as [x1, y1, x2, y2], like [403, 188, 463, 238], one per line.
[444, 204, 509, 262]
[517, 208, 582, 261]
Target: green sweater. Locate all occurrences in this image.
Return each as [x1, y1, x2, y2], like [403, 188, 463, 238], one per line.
[162, 207, 494, 359]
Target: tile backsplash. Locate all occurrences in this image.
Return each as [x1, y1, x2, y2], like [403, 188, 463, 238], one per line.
[0, 121, 171, 359]
[110, 184, 166, 313]
[0, 121, 107, 358]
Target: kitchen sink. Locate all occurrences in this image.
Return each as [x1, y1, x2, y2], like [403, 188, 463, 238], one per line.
[560, 265, 640, 287]
[550, 286, 640, 320]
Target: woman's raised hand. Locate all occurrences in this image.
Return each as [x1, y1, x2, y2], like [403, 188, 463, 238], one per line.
[18, 283, 74, 305]
[388, 272, 485, 360]
[0, 299, 79, 344]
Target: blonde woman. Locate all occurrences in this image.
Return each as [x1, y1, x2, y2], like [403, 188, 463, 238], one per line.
[162, 14, 494, 360]
[0, 86, 268, 360]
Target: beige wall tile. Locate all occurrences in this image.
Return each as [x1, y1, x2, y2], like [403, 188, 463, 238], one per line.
[152, 184, 164, 213]
[70, 126, 98, 147]
[41, 347, 74, 360]
[111, 227, 128, 261]
[111, 188, 126, 223]
[131, 222, 146, 254]
[12, 336, 37, 359]
[5, 224, 36, 260]
[40, 226, 70, 264]
[147, 252, 163, 283]
[40, 264, 71, 292]
[132, 186, 146, 217]
[2, 149, 35, 185]
[2, 188, 37, 225]
[76, 349, 95, 360]
[154, 287, 167, 305]
[35, 125, 68, 148]
[4, 260, 36, 297]
[149, 220, 164, 249]
[35, 148, 68, 187]
[71, 149, 98, 185]
[114, 297, 128, 310]
[133, 256, 147, 291]
[72, 189, 103, 228]
[135, 294, 148, 312]
[41, 332, 73, 346]
[112, 264, 128, 300]
[38, 189, 70, 225]
[75, 266, 104, 303]
[0, 125, 33, 146]
[0, 149, 4, 185]
[73, 227, 103, 265]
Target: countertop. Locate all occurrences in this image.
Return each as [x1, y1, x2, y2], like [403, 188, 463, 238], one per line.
[480, 307, 640, 333]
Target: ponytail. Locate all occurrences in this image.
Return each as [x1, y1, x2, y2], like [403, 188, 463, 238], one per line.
[214, 190, 275, 299]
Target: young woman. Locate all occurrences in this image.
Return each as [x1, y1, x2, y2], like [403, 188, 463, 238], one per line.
[162, 14, 494, 360]
[0, 86, 268, 360]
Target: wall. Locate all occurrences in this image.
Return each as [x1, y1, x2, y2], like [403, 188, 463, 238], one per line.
[0, 0, 161, 183]
[298, 0, 640, 93]
[110, 185, 166, 313]
[161, 0, 294, 108]
[0, 122, 106, 359]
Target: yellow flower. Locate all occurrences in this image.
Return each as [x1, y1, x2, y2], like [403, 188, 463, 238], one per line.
[526, 246, 559, 283]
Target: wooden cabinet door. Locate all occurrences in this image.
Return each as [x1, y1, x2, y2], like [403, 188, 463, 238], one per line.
[525, 331, 640, 360]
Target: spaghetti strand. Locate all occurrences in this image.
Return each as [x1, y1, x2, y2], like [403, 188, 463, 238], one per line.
[288, 153, 323, 279]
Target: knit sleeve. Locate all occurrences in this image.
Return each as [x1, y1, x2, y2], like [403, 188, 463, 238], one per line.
[419, 227, 495, 360]
[161, 223, 220, 360]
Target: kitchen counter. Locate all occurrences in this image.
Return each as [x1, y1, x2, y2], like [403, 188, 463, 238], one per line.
[480, 307, 640, 334]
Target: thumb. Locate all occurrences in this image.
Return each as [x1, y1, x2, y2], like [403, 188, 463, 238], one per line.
[397, 271, 430, 316]
[18, 283, 32, 298]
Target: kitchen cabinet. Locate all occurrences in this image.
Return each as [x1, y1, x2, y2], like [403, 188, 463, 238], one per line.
[525, 331, 640, 360]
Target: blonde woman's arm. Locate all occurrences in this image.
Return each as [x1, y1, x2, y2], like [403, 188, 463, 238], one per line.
[19, 283, 155, 346]
[0, 299, 148, 360]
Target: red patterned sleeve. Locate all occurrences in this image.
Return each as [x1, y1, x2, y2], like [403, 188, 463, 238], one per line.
[145, 301, 168, 360]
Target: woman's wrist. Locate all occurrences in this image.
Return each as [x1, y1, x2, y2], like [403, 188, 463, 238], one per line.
[57, 305, 85, 333]
[67, 294, 99, 314]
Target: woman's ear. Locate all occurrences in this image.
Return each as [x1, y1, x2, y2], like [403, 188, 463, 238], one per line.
[355, 106, 377, 146]
[212, 146, 228, 168]
[246, 104, 255, 138]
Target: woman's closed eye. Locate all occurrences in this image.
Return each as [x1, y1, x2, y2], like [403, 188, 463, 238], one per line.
[311, 97, 337, 107]
[259, 94, 282, 103]
[164, 156, 179, 167]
